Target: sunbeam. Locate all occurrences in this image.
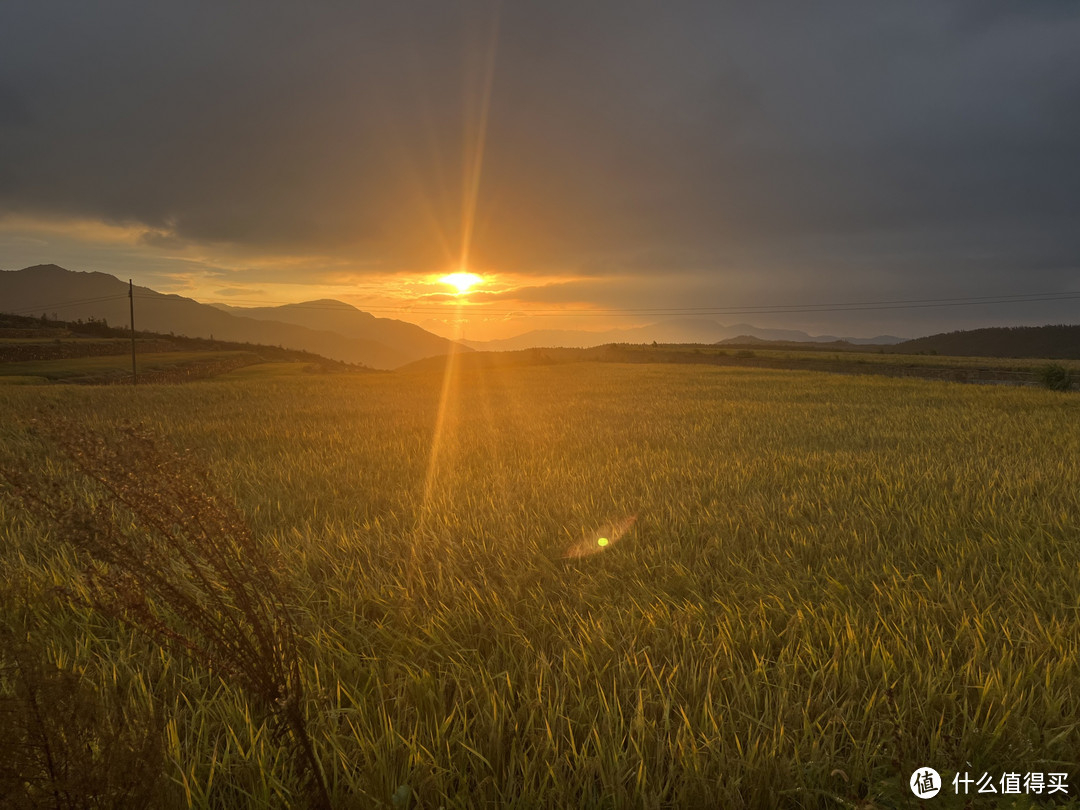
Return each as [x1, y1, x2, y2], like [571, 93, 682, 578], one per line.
[409, 0, 501, 532]
[458, 1, 501, 273]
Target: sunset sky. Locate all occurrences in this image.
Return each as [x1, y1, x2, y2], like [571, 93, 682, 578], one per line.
[1, 1, 1078, 341]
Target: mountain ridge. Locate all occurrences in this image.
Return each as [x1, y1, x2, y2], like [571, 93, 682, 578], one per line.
[462, 319, 905, 351]
[896, 324, 1080, 359]
[212, 299, 453, 359]
[0, 265, 461, 369]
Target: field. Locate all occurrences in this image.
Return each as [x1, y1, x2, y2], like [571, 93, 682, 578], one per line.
[0, 350, 263, 384]
[403, 345, 1080, 390]
[0, 313, 367, 384]
[1, 360, 1079, 808]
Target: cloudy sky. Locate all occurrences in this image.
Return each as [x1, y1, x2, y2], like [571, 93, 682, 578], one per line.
[1, 1, 1078, 339]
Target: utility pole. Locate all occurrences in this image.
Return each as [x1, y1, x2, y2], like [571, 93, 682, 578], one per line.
[129, 279, 137, 385]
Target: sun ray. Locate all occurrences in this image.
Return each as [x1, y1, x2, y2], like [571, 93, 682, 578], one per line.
[406, 3, 502, 600]
[459, 2, 501, 273]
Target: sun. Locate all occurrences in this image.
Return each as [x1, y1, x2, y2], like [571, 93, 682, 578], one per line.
[440, 271, 483, 294]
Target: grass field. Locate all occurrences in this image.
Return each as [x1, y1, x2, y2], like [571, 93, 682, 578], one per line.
[619, 343, 1080, 372]
[1, 361, 1078, 808]
[0, 350, 262, 382]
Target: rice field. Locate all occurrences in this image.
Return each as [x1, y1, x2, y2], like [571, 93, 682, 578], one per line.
[1, 361, 1078, 808]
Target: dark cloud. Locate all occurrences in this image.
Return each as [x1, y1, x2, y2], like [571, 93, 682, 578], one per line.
[0, 82, 31, 129]
[138, 230, 187, 250]
[1, 0, 1078, 309]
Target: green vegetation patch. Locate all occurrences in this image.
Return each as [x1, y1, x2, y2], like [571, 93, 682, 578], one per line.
[218, 361, 320, 379]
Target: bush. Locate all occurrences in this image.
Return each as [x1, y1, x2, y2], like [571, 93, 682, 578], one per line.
[1037, 363, 1075, 391]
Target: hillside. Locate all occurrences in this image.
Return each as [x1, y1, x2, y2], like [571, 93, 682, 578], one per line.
[212, 299, 454, 361]
[0, 265, 462, 369]
[895, 324, 1080, 359]
[0, 311, 367, 384]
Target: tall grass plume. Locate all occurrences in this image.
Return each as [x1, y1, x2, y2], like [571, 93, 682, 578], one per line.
[1, 418, 331, 809]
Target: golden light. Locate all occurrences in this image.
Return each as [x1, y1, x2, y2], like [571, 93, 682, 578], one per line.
[440, 271, 483, 294]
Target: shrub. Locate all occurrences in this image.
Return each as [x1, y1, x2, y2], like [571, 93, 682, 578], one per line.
[1037, 363, 1075, 391]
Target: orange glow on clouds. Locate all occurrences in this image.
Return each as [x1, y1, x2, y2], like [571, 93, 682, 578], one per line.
[0, 210, 623, 341]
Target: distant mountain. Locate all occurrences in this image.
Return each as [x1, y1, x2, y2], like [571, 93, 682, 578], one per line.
[716, 335, 878, 350]
[464, 318, 903, 351]
[896, 324, 1080, 359]
[0, 265, 461, 369]
[717, 335, 774, 345]
[212, 299, 453, 362]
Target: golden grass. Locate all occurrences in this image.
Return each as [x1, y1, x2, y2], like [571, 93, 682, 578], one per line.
[1, 363, 1078, 808]
[217, 362, 316, 379]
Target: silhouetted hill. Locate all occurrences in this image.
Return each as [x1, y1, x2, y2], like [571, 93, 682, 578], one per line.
[464, 319, 902, 351]
[0, 310, 368, 375]
[896, 325, 1080, 358]
[0, 265, 461, 369]
[212, 299, 454, 361]
[717, 335, 877, 351]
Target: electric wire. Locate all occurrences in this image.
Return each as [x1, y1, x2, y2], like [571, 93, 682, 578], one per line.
[4, 288, 1076, 320]
[131, 289, 1080, 317]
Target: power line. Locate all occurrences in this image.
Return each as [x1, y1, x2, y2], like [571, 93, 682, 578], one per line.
[5, 288, 1076, 320]
[4, 294, 129, 316]
[131, 289, 1080, 317]
[128, 278, 137, 386]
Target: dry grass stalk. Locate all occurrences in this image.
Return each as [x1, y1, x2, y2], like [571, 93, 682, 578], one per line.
[1, 419, 331, 809]
[0, 619, 163, 810]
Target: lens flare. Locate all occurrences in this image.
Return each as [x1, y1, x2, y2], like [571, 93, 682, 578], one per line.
[564, 515, 637, 559]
